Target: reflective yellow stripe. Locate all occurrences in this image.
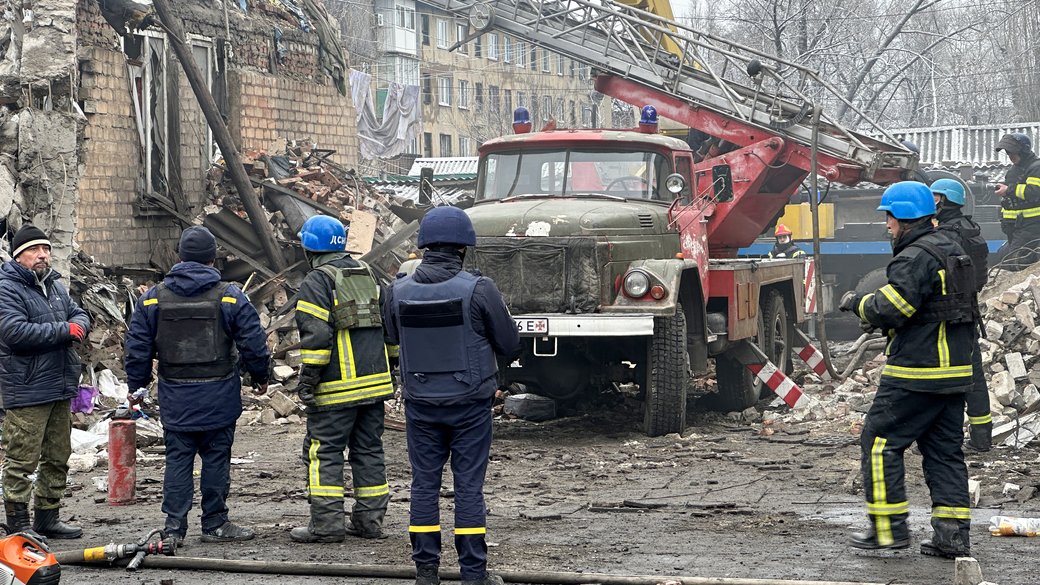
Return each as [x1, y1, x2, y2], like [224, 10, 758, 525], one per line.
[313, 384, 395, 407]
[1016, 184, 1027, 199]
[933, 506, 971, 520]
[301, 349, 332, 365]
[881, 364, 973, 379]
[340, 329, 357, 380]
[221, 296, 237, 304]
[409, 525, 441, 533]
[1022, 206, 1040, 218]
[317, 371, 394, 392]
[143, 298, 158, 306]
[866, 501, 909, 515]
[307, 439, 344, 498]
[1027, 177, 1040, 188]
[455, 527, 487, 535]
[309, 487, 345, 497]
[879, 284, 915, 318]
[937, 321, 950, 368]
[968, 413, 992, 425]
[386, 344, 399, 358]
[354, 483, 390, 498]
[857, 293, 874, 320]
[870, 437, 893, 546]
[297, 300, 330, 321]
[1003, 208, 1020, 219]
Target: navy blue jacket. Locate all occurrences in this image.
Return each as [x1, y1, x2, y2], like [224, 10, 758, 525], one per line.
[124, 262, 271, 432]
[0, 261, 91, 408]
[382, 251, 521, 404]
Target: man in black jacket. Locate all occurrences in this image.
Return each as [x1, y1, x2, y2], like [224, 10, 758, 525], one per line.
[840, 181, 973, 559]
[383, 206, 521, 585]
[0, 224, 90, 540]
[995, 133, 1040, 271]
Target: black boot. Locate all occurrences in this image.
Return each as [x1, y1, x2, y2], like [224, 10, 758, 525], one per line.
[461, 573, 504, 585]
[415, 564, 440, 585]
[921, 518, 970, 559]
[346, 510, 387, 539]
[4, 502, 46, 542]
[33, 507, 82, 539]
[849, 515, 910, 550]
[966, 423, 992, 452]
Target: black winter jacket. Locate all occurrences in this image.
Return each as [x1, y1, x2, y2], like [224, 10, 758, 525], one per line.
[0, 261, 91, 408]
[1000, 151, 1040, 236]
[850, 223, 974, 394]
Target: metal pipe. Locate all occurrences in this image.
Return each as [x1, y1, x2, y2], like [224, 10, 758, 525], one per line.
[808, 105, 843, 381]
[841, 337, 889, 379]
[61, 555, 888, 585]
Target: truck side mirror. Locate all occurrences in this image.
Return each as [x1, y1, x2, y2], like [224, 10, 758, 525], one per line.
[712, 165, 733, 202]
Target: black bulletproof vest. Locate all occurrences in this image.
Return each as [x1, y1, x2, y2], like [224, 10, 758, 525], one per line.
[155, 282, 237, 382]
[910, 239, 977, 325]
[938, 219, 989, 292]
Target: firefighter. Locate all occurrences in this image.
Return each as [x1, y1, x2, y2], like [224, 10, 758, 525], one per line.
[768, 224, 805, 259]
[838, 181, 973, 559]
[931, 178, 991, 451]
[290, 215, 395, 544]
[125, 226, 271, 545]
[382, 206, 521, 585]
[995, 133, 1040, 271]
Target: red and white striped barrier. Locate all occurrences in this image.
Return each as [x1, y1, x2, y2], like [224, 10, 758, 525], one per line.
[747, 361, 808, 409]
[797, 342, 830, 380]
[804, 259, 817, 314]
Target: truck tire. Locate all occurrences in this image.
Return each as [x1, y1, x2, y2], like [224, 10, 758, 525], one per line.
[642, 304, 689, 437]
[760, 290, 793, 379]
[854, 267, 888, 296]
[708, 351, 758, 413]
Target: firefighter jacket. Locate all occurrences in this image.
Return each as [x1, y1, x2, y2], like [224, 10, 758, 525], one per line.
[768, 242, 806, 259]
[849, 223, 975, 394]
[0, 262, 91, 409]
[936, 206, 989, 292]
[382, 250, 521, 406]
[125, 262, 271, 432]
[295, 253, 393, 411]
[1000, 151, 1040, 236]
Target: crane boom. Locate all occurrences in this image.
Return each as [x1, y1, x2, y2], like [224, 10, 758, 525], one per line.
[433, 0, 915, 185]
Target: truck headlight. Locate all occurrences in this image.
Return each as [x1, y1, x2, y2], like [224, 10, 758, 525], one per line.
[665, 173, 685, 194]
[623, 271, 651, 298]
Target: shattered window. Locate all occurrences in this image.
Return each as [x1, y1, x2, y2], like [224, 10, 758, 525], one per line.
[125, 34, 169, 197]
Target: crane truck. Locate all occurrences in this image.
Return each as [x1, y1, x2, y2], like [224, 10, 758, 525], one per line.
[422, 0, 918, 436]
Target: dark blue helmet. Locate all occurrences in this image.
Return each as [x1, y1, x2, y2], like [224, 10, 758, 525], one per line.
[417, 206, 477, 248]
[900, 139, 920, 154]
[299, 215, 347, 252]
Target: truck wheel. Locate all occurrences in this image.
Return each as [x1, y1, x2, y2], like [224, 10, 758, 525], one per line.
[707, 351, 758, 413]
[854, 267, 888, 296]
[760, 290, 793, 383]
[642, 304, 689, 437]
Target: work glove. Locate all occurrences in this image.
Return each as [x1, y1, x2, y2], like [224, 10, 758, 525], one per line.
[69, 322, 86, 341]
[859, 320, 877, 334]
[297, 366, 322, 406]
[296, 384, 316, 406]
[838, 291, 857, 313]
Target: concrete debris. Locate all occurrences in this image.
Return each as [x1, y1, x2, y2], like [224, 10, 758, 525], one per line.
[953, 556, 984, 585]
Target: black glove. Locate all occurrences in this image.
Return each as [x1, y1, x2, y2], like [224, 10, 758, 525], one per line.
[859, 320, 877, 334]
[297, 366, 322, 406]
[839, 291, 857, 312]
[297, 383, 316, 406]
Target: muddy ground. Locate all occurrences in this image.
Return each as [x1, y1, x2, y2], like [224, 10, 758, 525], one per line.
[52, 397, 1039, 585]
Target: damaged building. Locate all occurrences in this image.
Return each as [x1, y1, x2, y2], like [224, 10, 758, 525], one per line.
[1, 0, 360, 272]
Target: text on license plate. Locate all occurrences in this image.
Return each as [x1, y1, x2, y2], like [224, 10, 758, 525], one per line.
[515, 318, 549, 334]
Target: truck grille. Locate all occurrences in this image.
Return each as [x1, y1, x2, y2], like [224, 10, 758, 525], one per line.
[469, 237, 601, 314]
[638, 213, 655, 228]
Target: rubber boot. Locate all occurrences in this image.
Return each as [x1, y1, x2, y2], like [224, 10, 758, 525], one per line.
[346, 510, 387, 539]
[4, 502, 46, 542]
[849, 515, 910, 550]
[32, 507, 82, 539]
[415, 564, 440, 585]
[966, 422, 992, 452]
[200, 521, 255, 543]
[921, 518, 970, 559]
[461, 573, 505, 585]
[290, 523, 344, 543]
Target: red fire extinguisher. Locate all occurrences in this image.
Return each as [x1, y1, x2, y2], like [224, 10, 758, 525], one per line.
[107, 419, 136, 505]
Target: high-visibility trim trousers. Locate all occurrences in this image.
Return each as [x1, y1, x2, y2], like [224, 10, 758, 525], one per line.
[860, 386, 970, 545]
[406, 398, 493, 581]
[965, 337, 991, 425]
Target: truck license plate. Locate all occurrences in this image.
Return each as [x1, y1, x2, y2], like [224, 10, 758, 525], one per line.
[515, 318, 549, 334]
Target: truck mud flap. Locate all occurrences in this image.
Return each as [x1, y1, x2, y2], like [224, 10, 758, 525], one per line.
[792, 327, 832, 380]
[727, 342, 809, 409]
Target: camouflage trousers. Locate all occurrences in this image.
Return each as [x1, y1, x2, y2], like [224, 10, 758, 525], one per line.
[1, 400, 72, 508]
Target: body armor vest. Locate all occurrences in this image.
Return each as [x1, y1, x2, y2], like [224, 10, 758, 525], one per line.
[393, 271, 498, 402]
[155, 282, 236, 382]
[937, 219, 989, 292]
[317, 261, 382, 330]
[909, 239, 977, 325]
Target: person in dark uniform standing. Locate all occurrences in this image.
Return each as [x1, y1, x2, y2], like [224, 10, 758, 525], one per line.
[839, 181, 974, 559]
[931, 178, 991, 451]
[995, 133, 1040, 271]
[125, 226, 271, 545]
[382, 206, 521, 585]
[767, 224, 806, 259]
[290, 215, 395, 543]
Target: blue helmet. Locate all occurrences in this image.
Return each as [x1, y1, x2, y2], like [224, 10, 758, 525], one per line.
[930, 178, 966, 206]
[877, 181, 935, 220]
[299, 215, 347, 252]
[417, 206, 476, 248]
[639, 105, 658, 126]
[900, 139, 920, 154]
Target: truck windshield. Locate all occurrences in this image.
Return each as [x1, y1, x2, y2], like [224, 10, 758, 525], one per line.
[477, 149, 671, 201]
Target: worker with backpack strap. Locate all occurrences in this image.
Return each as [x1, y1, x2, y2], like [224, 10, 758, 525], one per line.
[838, 181, 974, 560]
[290, 215, 394, 543]
[767, 224, 806, 259]
[931, 178, 991, 452]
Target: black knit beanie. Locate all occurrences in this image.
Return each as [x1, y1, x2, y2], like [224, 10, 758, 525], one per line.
[178, 226, 217, 263]
[11, 224, 51, 259]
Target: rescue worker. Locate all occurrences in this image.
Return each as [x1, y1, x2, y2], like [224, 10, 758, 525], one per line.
[382, 206, 521, 585]
[290, 215, 394, 543]
[0, 224, 90, 540]
[125, 226, 271, 545]
[931, 178, 991, 451]
[767, 224, 806, 259]
[838, 181, 973, 559]
[995, 133, 1040, 271]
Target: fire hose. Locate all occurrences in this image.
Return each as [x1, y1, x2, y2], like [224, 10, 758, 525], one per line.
[53, 528, 176, 572]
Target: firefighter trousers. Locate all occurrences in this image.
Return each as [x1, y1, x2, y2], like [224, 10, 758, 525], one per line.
[405, 398, 492, 581]
[965, 337, 991, 427]
[301, 403, 389, 537]
[861, 386, 971, 546]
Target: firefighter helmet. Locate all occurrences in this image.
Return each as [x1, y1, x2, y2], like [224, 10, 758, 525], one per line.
[774, 224, 793, 237]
